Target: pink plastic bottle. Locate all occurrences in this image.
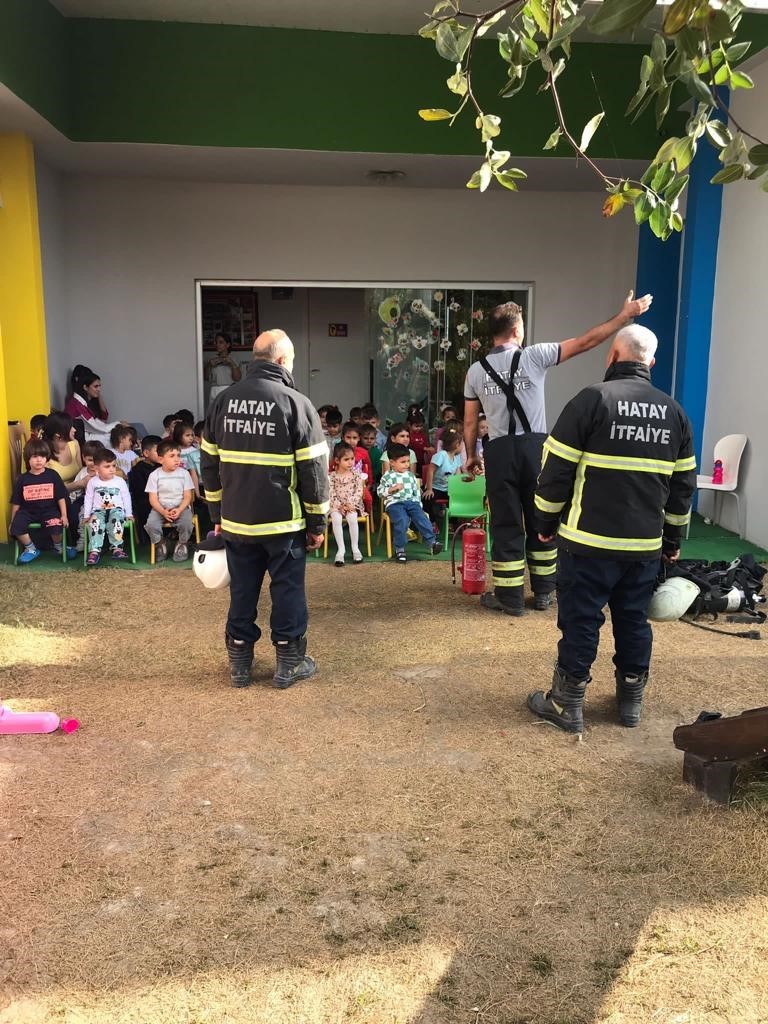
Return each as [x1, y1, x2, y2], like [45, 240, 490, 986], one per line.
[0, 705, 61, 734]
[712, 460, 724, 485]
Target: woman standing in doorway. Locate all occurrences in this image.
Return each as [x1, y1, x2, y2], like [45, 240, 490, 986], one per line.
[206, 333, 242, 405]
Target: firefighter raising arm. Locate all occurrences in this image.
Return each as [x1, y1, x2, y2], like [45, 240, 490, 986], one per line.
[558, 290, 653, 364]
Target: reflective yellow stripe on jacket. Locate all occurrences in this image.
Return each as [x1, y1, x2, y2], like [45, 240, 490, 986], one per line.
[221, 517, 306, 537]
[558, 523, 661, 552]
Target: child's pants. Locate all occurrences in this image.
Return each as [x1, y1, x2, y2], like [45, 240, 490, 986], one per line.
[145, 508, 193, 544]
[89, 508, 126, 551]
[387, 500, 435, 551]
[330, 509, 361, 558]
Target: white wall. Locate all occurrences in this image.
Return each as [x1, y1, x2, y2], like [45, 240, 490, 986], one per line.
[705, 56, 768, 547]
[40, 176, 638, 434]
[35, 158, 69, 411]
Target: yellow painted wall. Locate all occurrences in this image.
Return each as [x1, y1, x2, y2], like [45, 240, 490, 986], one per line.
[0, 134, 50, 542]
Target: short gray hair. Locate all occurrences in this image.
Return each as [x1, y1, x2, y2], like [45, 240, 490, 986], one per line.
[615, 324, 658, 365]
[253, 329, 291, 362]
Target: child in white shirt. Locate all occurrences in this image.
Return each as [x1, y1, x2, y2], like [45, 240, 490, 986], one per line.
[84, 449, 133, 565]
[145, 440, 195, 562]
[110, 425, 138, 476]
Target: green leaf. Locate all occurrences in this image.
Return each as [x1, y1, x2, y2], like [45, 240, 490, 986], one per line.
[649, 201, 670, 238]
[655, 136, 680, 164]
[499, 67, 528, 98]
[447, 65, 468, 96]
[730, 71, 755, 90]
[675, 26, 700, 60]
[705, 120, 731, 148]
[466, 170, 482, 189]
[579, 112, 604, 153]
[651, 32, 666, 64]
[710, 164, 745, 184]
[640, 54, 654, 83]
[498, 31, 512, 61]
[589, 0, 656, 35]
[418, 108, 454, 121]
[748, 144, 768, 166]
[495, 169, 526, 190]
[714, 63, 730, 86]
[418, 20, 439, 40]
[625, 82, 648, 116]
[747, 163, 768, 180]
[543, 127, 562, 150]
[671, 211, 684, 232]
[672, 136, 695, 172]
[634, 193, 654, 225]
[479, 162, 493, 192]
[706, 9, 734, 43]
[681, 70, 715, 106]
[479, 113, 502, 142]
[547, 14, 584, 51]
[663, 0, 697, 36]
[664, 173, 690, 203]
[529, 0, 551, 36]
[490, 150, 511, 169]
[762, 178, 768, 194]
[621, 183, 644, 199]
[651, 161, 675, 192]
[655, 83, 673, 129]
[431, 0, 457, 14]
[435, 22, 461, 61]
[724, 42, 750, 64]
[477, 9, 507, 36]
[697, 48, 724, 76]
[631, 89, 655, 124]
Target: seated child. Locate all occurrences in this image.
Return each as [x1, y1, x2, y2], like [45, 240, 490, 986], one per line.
[381, 423, 418, 476]
[434, 404, 459, 447]
[162, 413, 179, 439]
[84, 449, 133, 565]
[172, 421, 201, 497]
[349, 406, 364, 427]
[377, 443, 442, 564]
[71, 440, 106, 550]
[144, 439, 195, 562]
[110, 424, 139, 476]
[175, 408, 195, 428]
[477, 413, 489, 460]
[329, 442, 365, 566]
[406, 410, 429, 474]
[359, 424, 382, 482]
[323, 407, 343, 456]
[29, 414, 47, 440]
[128, 434, 162, 544]
[423, 423, 464, 530]
[361, 403, 387, 450]
[10, 439, 77, 563]
[339, 421, 373, 516]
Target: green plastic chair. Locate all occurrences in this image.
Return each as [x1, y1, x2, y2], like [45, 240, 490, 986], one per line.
[13, 525, 67, 564]
[441, 474, 491, 552]
[83, 518, 137, 565]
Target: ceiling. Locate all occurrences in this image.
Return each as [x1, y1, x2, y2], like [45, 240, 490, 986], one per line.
[49, 0, 480, 34]
[0, 82, 643, 190]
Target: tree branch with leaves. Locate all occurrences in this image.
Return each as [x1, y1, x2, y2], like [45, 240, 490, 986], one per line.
[418, 0, 768, 239]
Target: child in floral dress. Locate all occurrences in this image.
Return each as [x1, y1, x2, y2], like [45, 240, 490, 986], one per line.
[328, 442, 365, 566]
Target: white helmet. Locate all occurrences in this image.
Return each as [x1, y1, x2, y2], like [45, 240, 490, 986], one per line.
[193, 536, 230, 590]
[647, 577, 700, 621]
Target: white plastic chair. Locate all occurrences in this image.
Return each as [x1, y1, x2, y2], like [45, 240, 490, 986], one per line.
[687, 434, 748, 539]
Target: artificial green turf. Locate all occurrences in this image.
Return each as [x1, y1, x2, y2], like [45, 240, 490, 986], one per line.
[1, 514, 764, 573]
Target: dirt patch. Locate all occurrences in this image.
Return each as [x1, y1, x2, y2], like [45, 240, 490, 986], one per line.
[1, 563, 767, 1024]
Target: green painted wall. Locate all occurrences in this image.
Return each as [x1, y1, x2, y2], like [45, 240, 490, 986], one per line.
[0, 0, 69, 131]
[1, 2, 766, 158]
[65, 19, 676, 158]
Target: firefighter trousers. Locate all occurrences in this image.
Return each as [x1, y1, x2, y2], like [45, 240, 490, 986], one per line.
[484, 432, 557, 608]
[556, 549, 658, 680]
[225, 531, 309, 645]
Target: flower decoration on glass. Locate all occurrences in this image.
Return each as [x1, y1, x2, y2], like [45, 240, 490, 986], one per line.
[457, 348, 467, 361]
[456, 323, 469, 336]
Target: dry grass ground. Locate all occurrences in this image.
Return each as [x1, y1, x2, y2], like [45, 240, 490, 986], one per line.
[1, 561, 767, 1024]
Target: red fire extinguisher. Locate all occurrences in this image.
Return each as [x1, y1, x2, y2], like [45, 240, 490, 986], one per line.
[450, 519, 487, 595]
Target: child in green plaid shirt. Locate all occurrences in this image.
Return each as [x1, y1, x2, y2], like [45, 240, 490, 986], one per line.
[377, 444, 443, 563]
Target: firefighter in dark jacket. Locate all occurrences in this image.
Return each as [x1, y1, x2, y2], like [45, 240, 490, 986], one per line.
[527, 324, 696, 734]
[201, 330, 329, 689]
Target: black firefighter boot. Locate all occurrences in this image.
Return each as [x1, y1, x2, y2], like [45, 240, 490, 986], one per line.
[615, 670, 649, 727]
[273, 636, 317, 689]
[527, 664, 590, 734]
[225, 633, 254, 688]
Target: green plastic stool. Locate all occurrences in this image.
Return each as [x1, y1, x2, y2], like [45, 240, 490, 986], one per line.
[442, 474, 491, 552]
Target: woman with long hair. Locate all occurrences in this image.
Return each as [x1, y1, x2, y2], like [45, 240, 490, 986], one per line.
[64, 366, 124, 443]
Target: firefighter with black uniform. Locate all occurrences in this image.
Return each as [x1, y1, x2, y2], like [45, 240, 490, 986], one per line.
[201, 330, 329, 689]
[463, 292, 652, 616]
[528, 324, 696, 734]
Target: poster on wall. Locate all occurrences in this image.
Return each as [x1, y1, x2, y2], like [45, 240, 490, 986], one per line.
[328, 323, 348, 337]
[201, 287, 259, 350]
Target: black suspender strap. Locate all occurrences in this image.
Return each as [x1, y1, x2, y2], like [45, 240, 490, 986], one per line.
[480, 350, 533, 435]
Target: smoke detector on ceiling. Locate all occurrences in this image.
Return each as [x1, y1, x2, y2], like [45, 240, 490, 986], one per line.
[366, 169, 407, 184]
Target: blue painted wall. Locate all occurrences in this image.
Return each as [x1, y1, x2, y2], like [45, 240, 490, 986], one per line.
[674, 120, 727, 465]
[635, 224, 681, 396]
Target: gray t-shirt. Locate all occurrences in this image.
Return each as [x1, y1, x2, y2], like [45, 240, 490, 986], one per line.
[145, 466, 194, 509]
[464, 343, 561, 439]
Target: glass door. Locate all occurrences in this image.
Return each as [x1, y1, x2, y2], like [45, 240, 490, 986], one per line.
[367, 285, 530, 427]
